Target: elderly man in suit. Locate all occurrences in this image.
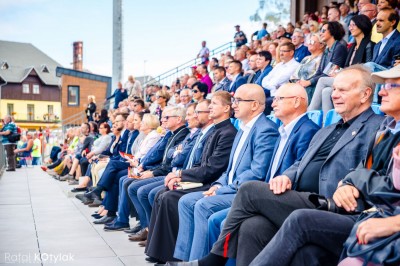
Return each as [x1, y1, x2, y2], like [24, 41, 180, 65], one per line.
[168, 65, 385, 266]
[173, 84, 280, 262]
[144, 91, 237, 264]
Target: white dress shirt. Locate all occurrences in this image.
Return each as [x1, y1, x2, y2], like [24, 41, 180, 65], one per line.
[262, 58, 300, 96]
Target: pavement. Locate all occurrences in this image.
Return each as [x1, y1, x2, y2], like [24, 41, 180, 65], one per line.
[0, 166, 150, 266]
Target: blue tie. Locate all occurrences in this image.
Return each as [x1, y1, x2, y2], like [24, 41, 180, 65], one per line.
[186, 132, 203, 169]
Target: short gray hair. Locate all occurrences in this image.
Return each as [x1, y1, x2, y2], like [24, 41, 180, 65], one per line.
[164, 106, 187, 120]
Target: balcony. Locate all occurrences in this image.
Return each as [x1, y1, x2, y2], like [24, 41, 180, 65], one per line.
[11, 113, 60, 123]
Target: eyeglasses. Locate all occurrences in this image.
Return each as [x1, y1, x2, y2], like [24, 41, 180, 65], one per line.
[273, 96, 304, 102]
[381, 83, 400, 91]
[194, 110, 210, 115]
[292, 35, 303, 39]
[192, 90, 199, 93]
[320, 28, 328, 33]
[180, 95, 190, 98]
[162, 115, 179, 120]
[156, 95, 164, 99]
[231, 98, 256, 105]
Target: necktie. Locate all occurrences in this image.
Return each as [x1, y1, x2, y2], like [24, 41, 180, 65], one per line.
[186, 132, 203, 169]
[366, 131, 386, 169]
[125, 131, 133, 153]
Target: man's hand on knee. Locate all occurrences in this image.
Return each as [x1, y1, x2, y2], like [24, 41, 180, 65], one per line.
[269, 175, 292, 194]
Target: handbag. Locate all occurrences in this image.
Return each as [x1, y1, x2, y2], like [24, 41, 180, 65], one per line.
[7, 132, 21, 142]
[343, 192, 400, 266]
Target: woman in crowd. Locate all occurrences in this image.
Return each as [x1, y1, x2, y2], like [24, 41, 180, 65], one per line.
[309, 20, 320, 34]
[298, 21, 348, 110]
[292, 33, 326, 100]
[308, 15, 373, 115]
[14, 133, 34, 166]
[85, 95, 97, 122]
[153, 90, 170, 120]
[71, 122, 112, 192]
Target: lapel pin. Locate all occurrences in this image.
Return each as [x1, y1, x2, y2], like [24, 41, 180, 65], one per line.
[352, 131, 356, 136]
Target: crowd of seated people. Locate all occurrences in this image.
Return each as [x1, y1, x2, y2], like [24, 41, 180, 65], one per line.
[36, 3, 400, 266]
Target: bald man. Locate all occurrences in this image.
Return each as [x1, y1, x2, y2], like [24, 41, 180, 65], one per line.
[173, 84, 280, 262]
[167, 84, 321, 265]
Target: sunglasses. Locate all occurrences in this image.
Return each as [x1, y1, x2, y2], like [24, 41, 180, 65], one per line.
[192, 90, 199, 93]
[320, 28, 327, 33]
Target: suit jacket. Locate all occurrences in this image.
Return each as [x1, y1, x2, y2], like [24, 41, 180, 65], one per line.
[141, 131, 172, 170]
[265, 115, 320, 183]
[152, 126, 190, 177]
[214, 77, 231, 92]
[171, 130, 199, 169]
[228, 74, 246, 93]
[120, 130, 139, 162]
[372, 30, 400, 69]
[181, 127, 215, 169]
[181, 119, 237, 185]
[255, 65, 273, 87]
[283, 108, 384, 198]
[345, 37, 374, 67]
[101, 130, 130, 160]
[294, 45, 311, 63]
[214, 115, 279, 194]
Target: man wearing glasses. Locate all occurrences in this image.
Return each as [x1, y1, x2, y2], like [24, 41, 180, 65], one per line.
[178, 89, 193, 108]
[172, 84, 279, 263]
[172, 65, 384, 266]
[261, 42, 300, 114]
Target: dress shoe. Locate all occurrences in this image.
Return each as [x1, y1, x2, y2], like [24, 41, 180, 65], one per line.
[104, 221, 130, 231]
[93, 215, 116, 225]
[138, 239, 147, 247]
[124, 223, 141, 234]
[6, 168, 16, 171]
[75, 193, 93, 205]
[128, 228, 148, 241]
[92, 214, 102, 219]
[145, 256, 164, 264]
[68, 179, 79, 185]
[59, 173, 74, 181]
[84, 189, 101, 201]
[165, 261, 199, 266]
[71, 187, 87, 193]
[88, 198, 102, 207]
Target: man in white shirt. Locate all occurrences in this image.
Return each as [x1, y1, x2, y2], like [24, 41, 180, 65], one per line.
[197, 41, 210, 64]
[261, 42, 300, 114]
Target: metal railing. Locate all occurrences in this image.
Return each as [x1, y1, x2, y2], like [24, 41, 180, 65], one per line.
[142, 42, 235, 88]
[61, 111, 86, 139]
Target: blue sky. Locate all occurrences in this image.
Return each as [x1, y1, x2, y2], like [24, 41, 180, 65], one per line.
[0, 0, 267, 81]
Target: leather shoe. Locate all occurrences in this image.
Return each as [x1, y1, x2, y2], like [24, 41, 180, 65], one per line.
[145, 256, 164, 264]
[104, 222, 130, 231]
[6, 168, 16, 171]
[128, 228, 148, 241]
[138, 239, 147, 247]
[124, 223, 141, 234]
[71, 187, 87, 193]
[93, 215, 116, 225]
[165, 261, 199, 266]
[88, 198, 102, 207]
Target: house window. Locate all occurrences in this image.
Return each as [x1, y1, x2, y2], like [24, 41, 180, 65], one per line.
[33, 84, 40, 94]
[27, 104, 35, 121]
[22, 84, 30, 94]
[7, 104, 14, 116]
[48, 105, 54, 114]
[68, 86, 80, 106]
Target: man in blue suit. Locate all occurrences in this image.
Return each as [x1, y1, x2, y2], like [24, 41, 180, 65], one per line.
[173, 84, 279, 262]
[201, 83, 321, 262]
[227, 60, 246, 93]
[367, 8, 400, 71]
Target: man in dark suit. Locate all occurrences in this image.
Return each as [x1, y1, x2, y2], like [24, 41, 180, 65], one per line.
[169, 66, 384, 266]
[368, 8, 400, 70]
[227, 60, 246, 93]
[174, 84, 279, 262]
[144, 91, 237, 264]
[84, 113, 139, 222]
[213, 66, 231, 92]
[126, 101, 215, 242]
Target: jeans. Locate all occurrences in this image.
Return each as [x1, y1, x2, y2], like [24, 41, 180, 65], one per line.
[128, 176, 164, 228]
[32, 157, 41, 165]
[174, 192, 235, 261]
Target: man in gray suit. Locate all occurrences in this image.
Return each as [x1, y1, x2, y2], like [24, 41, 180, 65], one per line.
[166, 65, 384, 266]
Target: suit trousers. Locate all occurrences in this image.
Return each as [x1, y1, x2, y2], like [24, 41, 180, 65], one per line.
[97, 160, 129, 190]
[116, 175, 135, 224]
[102, 169, 128, 213]
[174, 192, 235, 261]
[128, 176, 164, 228]
[249, 209, 356, 266]
[210, 181, 316, 266]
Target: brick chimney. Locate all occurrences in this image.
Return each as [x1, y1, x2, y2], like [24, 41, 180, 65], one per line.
[73, 41, 83, 71]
